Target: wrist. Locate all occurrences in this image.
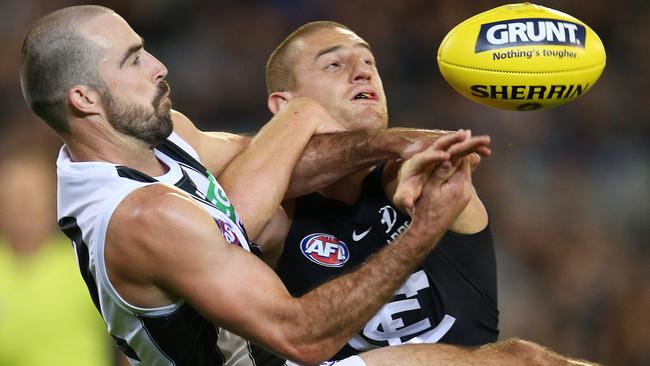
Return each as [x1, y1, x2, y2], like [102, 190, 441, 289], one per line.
[283, 97, 324, 132]
[379, 128, 443, 160]
[405, 214, 450, 245]
[368, 129, 408, 159]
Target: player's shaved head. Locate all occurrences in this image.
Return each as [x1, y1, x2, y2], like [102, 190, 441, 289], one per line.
[265, 21, 352, 95]
[20, 5, 114, 133]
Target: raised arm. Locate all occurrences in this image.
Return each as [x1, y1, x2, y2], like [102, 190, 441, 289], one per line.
[172, 110, 459, 201]
[172, 107, 454, 238]
[215, 98, 333, 239]
[285, 128, 452, 198]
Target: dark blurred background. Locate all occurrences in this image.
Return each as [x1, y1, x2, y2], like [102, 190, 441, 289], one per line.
[0, 1, 648, 365]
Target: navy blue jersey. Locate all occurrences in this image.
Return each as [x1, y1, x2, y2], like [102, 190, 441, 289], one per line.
[276, 164, 499, 360]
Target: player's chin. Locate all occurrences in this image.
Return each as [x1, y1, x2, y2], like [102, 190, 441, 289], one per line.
[351, 102, 385, 114]
[159, 98, 173, 113]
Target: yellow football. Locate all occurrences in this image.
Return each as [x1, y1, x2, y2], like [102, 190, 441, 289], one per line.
[437, 3, 606, 111]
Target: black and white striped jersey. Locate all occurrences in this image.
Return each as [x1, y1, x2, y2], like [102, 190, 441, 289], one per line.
[57, 132, 283, 366]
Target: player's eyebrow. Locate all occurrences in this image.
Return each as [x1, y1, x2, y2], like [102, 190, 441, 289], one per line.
[314, 42, 372, 61]
[119, 37, 145, 68]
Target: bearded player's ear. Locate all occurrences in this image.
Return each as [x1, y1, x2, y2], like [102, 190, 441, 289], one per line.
[267, 91, 294, 115]
[68, 85, 102, 116]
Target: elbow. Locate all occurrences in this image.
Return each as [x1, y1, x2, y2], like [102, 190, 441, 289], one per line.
[282, 344, 335, 366]
[271, 330, 339, 365]
[265, 301, 343, 365]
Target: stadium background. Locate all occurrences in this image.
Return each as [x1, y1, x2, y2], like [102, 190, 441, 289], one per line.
[0, 1, 647, 365]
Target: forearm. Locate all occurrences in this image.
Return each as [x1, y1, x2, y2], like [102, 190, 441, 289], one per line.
[287, 128, 448, 198]
[286, 129, 394, 198]
[218, 99, 320, 238]
[449, 189, 488, 234]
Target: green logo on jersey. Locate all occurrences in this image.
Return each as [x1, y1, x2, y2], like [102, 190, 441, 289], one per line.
[205, 171, 238, 224]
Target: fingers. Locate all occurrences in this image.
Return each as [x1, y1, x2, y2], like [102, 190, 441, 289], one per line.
[393, 128, 491, 212]
[393, 147, 449, 212]
[424, 153, 473, 194]
[430, 160, 455, 184]
[402, 147, 450, 177]
[474, 145, 492, 157]
[403, 130, 490, 185]
[401, 140, 430, 159]
[399, 128, 491, 160]
[459, 156, 473, 182]
[400, 131, 462, 160]
[469, 153, 481, 172]
[393, 184, 417, 213]
[430, 130, 469, 152]
[447, 134, 491, 160]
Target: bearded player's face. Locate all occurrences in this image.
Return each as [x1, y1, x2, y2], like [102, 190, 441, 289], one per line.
[83, 12, 173, 146]
[289, 27, 388, 131]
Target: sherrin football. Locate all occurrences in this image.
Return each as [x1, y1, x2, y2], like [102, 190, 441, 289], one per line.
[437, 3, 606, 111]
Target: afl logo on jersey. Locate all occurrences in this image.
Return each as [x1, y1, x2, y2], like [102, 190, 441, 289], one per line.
[216, 219, 242, 247]
[300, 233, 350, 268]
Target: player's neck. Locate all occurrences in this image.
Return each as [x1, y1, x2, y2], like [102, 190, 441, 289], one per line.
[319, 166, 375, 205]
[64, 128, 168, 177]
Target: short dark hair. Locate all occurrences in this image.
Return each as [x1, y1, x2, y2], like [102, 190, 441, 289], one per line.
[20, 5, 113, 133]
[265, 21, 352, 95]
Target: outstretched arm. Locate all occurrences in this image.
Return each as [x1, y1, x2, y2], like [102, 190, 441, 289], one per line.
[285, 128, 451, 198]
[172, 110, 460, 199]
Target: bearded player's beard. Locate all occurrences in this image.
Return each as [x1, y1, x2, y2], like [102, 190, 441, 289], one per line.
[102, 80, 173, 147]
